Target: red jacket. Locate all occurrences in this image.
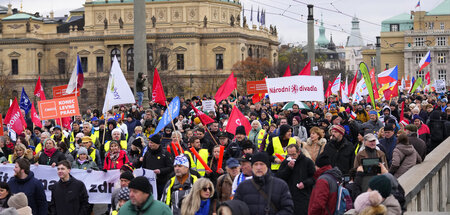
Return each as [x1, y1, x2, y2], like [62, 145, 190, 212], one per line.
[308, 165, 341, 215]
[103, 150, 129, 170]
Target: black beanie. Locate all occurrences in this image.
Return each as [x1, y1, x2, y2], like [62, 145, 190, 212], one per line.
[131, 138, 143, 148]
[315, 153, 331, 168]
[369, 175, 392, 198]
[251, 152, 270, 168]
[235, 126, 246, 136]
[120, 171, 135, 181]
[150, 134, 161, 144]
[279, 124, 292, 138]
[128, 176, 152, 194]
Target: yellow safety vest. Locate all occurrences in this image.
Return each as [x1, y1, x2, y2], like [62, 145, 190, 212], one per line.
[271, 137, 296, 170]
[196, 149, 209, 176]
[256, 130, 267, 150]
[51, 134, 66, 141]
[35, 143, 43, 154]
[354, 143, 361, 156]
[93, 130, 100, 142]
[104, 140, 128, 152]
[88, 148, 97, 162]
[184, 151, 197, 170]
[165, 175, 198, 206]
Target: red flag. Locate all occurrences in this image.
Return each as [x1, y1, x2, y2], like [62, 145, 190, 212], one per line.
[400, 101, 405, 121]
[298, 61, 311, 76]
[283, 65, 292, 77]
[369, 68, 380, 99]
[425, 72, 431, 85]
[383, 88, 392, 101]
[30, 103, 42, 128]
[348, 71, 358, 96]
[56, 117, 72, 130]
[226, 106, 251, 135]
[391, 81, 399, 98]
[152, 68, 167, 106]
[34, 76, 46, 100]
[0, 114, 3, 136]
[191, 103, 215, 125]
[252, 93, 264, 104]
[215, 72, 237, 104]
[4, 98, 26, 135]
[325, 81, 332, 98]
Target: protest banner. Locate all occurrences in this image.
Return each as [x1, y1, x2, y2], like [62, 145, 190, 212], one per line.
[0, 164, 157, 204]
[435, 79, 446, 93]
[0, 115, 3, 136]
[265, 76, 324, 103]
[52, 84, 80, 99]
[38, 96, 80, 120]
[247, 79, 268, 94]
[202, 100, 216, 113]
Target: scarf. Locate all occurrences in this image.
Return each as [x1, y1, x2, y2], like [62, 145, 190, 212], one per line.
[195, 199, 210, 215]
[44, 148, 57, 158]
[110, 151, 120, 161]
[78, 159, 87, 165]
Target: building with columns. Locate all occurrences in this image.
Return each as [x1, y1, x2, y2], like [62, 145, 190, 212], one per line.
[363, 0, 450, 88]
[0, 0, 279, 112]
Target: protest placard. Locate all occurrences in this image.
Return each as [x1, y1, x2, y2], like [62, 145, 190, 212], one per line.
[247, 80, 268, 94]
[265, 76, 324, 103]
[52, 84, 80, 98]
[38, 96, 80, 120]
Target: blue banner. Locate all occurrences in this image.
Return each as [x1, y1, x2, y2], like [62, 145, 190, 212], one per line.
[19, 87, 32, 115]
[151, 96, 180, 136]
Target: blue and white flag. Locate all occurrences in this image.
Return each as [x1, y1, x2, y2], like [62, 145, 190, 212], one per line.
[19, 87, 32, 115]
[102, 56, 135, 114]
[152, 97, 180, 136]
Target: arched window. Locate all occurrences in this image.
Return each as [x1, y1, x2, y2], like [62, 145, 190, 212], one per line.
[147, 44, 153, 70]
[248, 47, 253, 57]
[111, 48, 121, 65]
[127, 48, 134, 71]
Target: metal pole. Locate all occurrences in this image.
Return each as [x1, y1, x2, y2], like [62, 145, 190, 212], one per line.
[134, 0, 148, 107]
[376, 36, 381, 74]
[307, 5, 315, 76]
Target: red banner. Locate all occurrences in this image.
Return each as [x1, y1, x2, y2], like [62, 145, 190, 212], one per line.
[53, 85, 80, 99]
[247, 79, 268, 94]
[38, 96, 80, 120]
[30, 103, 42, 128]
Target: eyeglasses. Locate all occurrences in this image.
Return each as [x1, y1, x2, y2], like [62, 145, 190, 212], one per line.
[202, 187, 212, 192]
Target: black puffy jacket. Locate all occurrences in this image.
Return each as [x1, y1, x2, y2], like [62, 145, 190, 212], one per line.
[234, 173, 294, 215]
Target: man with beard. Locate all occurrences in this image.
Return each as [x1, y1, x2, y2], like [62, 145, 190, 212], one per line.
[141, 134, 173, 200]
[51, 125, 67, 144]
[161, 155, 198, 215]
[8, 158, 47, 215]
[355, 104, 369, 123]
[322, 125, 354, 175]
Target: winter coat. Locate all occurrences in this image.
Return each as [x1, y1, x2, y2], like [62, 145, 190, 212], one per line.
[161, 174, 197, 215]
[407, 133, 427, 161]
[37, 149, 66, 166]
[7, 172, 47, 215]
[417, 123, 431, 146]
[378, 136, 397, 167]
[234, 173, 294, 215]
[356, 110, 369, 123]
[11, 148, 34, 164]
[125, 119, 141, 137]
[382, 194, 402, 215]
[276, 153, 316, 215]
[71, 157, 99, 170]
[103, 150, 129, 170]
[308, 167, 342, 215]
[142, 146, 173, 186]
[362, 119, 383, 135]
[427, 110, 446, 152]
[293, 124, 308, 142]
[49, 176, 90, 215]
[216, 173, 234, 203]
[119, 194, 172, 215]
[322, 137, 354, 175]
[389, 144, 422, 178]
[354, 147, 388, 169]
[248, 127, 262, 146]
[303, 138, 327, 163]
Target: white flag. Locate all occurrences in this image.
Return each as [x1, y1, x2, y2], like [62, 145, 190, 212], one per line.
[66, 60, 79, 94]
[330, 73, 341, 95]
[102, 56, 135, 114]
[342, 76, 350, 103]
[352, 78, 368, 103]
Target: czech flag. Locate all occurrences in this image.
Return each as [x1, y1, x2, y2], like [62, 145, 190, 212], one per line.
[350, 111, 357, 120]
[419, 51, 431, 71]
[377, 66, 398, 85]
[415, 0, 420, 8]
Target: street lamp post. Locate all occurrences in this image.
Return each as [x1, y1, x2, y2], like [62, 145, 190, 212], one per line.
[134, 0, 148, 107]
[307, 5, 315, 76]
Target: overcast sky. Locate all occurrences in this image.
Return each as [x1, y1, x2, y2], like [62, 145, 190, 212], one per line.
[2, 0, 445, 46]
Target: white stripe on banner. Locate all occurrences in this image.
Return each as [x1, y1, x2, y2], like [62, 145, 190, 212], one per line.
[0, 164, 157, 204]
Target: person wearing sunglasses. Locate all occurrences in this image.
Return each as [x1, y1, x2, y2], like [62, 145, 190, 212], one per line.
[180, 178, 215, 215]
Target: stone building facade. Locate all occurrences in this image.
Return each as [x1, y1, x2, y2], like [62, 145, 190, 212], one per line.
[0, 0, 279, 113]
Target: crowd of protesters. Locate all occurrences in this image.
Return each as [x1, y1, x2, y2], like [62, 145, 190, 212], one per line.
[1, 91, 449, 215]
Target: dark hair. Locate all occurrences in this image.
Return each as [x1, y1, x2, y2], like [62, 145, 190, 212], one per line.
[286, 144, 299, 152]
[15, 158, 30, 175]
[189, 136, 200, 144]
[195, 127, 205, 134]
[57, 160, 72, 169]
[0, 182, 11, 205]
[110, 140, 122, 149]
[57, 142, 69, 153]
[397, 134, 409, 145]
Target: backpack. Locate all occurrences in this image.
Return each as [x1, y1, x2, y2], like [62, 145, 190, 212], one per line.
[320, 174, 353, 215]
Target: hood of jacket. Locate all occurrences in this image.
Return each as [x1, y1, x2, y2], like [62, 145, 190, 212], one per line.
[313, 165, 332, 180]
[323, 167, 343, 183]
[429, 110, 442, 121]
[15, 171, 35, 184]
[382, 106, 391, 115]
[396, 144, 415, 156]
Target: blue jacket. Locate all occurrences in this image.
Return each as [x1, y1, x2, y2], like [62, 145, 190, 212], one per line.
[378, 136, 397, 167]
[8, 171, 48, 215]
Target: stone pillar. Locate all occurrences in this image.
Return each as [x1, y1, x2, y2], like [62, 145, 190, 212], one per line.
[307, 5, 315, 76]
[134, 0, 148, 107]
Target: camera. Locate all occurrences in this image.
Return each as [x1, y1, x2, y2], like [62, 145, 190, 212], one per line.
[362, 158, 381, 175]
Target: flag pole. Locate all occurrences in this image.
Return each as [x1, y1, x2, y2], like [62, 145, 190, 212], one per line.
[165, 101, 180, 146]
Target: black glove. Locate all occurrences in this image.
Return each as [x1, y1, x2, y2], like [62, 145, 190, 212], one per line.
[102, 169, 107, 172]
